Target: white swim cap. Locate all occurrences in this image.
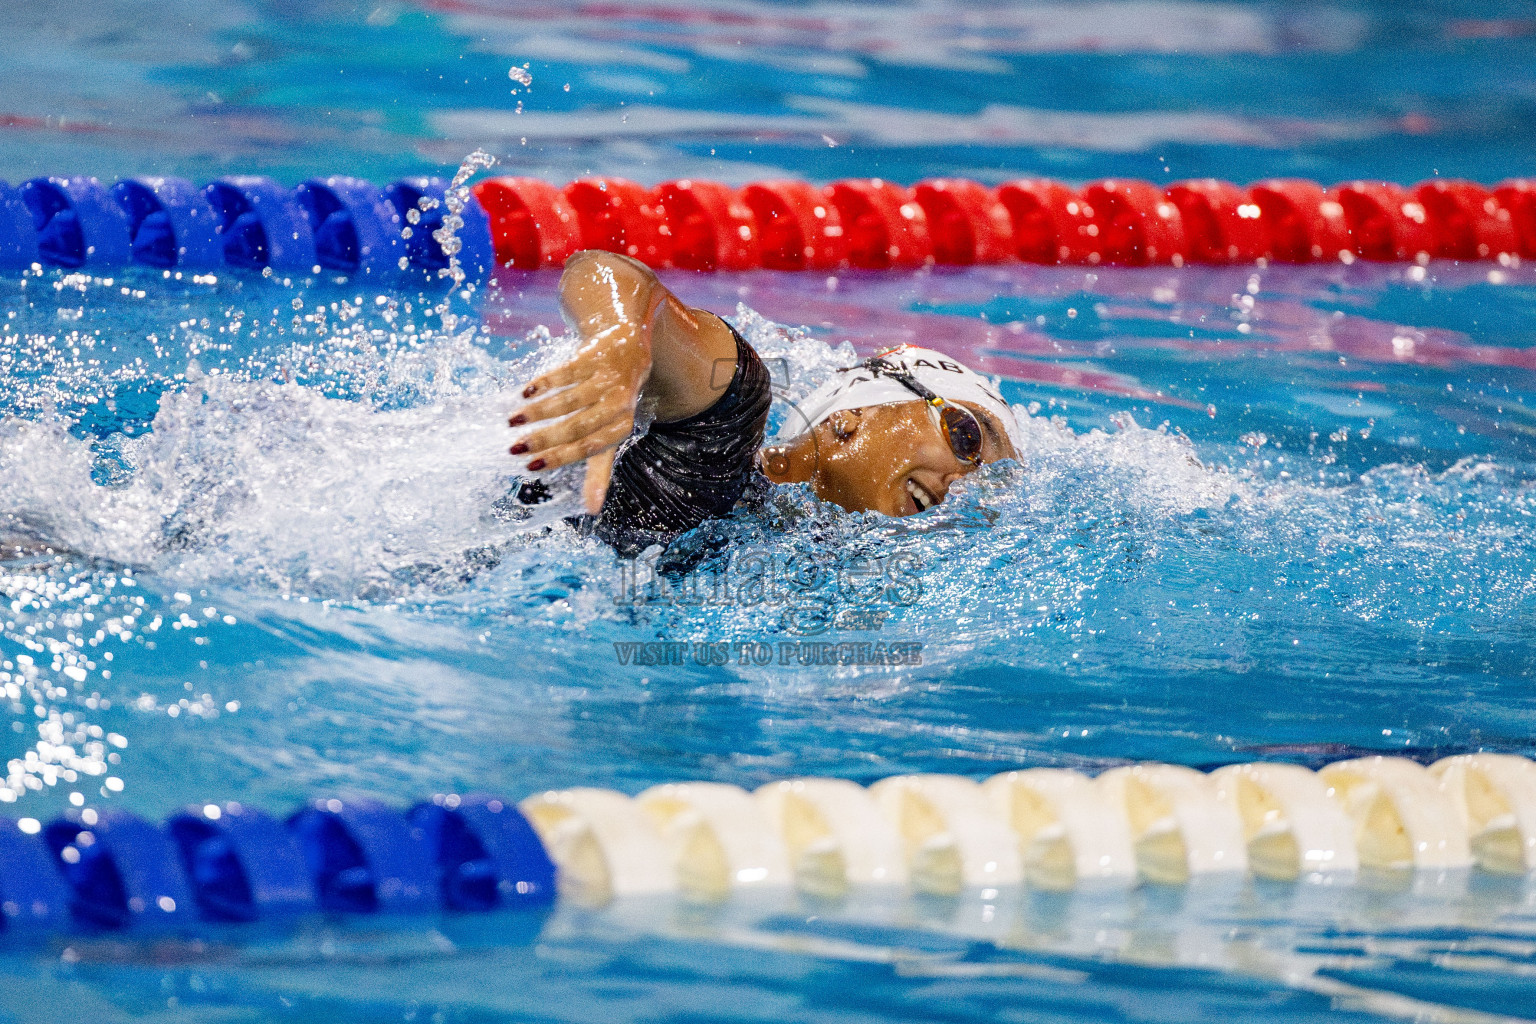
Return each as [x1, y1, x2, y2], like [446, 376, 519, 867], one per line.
[781, 345, 1022, 453]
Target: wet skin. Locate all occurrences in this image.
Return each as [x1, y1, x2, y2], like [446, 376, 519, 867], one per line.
[512, 250, 1015, 517]
[759, 400, 1015, 517]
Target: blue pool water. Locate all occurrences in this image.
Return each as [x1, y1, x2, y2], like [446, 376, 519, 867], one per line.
[2, 1, 1536, 1020]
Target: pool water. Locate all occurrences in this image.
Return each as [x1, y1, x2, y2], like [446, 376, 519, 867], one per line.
[2, 1, 1536, 1021]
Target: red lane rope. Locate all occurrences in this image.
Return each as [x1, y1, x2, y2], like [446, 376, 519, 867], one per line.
[472, 175, 1536, 271]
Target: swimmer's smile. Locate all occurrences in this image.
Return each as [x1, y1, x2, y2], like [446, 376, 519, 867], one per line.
[906, 477, 938, 514]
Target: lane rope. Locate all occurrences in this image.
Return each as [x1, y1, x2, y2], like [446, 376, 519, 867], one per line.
[2, 174, 1532, 282]
[3, 754, 1534, 935]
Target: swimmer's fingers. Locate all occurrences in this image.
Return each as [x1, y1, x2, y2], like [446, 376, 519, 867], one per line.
[511, 376, 611, 427]
[520, 328, 651, 403]
[518, 354, 598, 402]
[513, 394, 631, 456]
[524, 414, 634, 475]
[582, 449, 617, 514]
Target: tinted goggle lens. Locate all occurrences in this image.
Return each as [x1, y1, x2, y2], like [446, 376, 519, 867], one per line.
[939, 403, 984, 465]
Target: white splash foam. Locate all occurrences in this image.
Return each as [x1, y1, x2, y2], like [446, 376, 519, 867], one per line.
[0, 355, 532, 597]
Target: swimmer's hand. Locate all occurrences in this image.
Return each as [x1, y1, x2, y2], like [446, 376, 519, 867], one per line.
[511, 314, 650, 515]
[510, 250, 738, 514]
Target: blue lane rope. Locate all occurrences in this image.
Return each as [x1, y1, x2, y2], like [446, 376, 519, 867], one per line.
[0, 795, 556, 935]
[0, 181, 42, 270]
[0, 175, 495, 284]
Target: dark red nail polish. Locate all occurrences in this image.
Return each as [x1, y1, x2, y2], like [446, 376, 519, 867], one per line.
[523, 385, 538, 398]
[526, 458, 545, 471]
[509, 413, 526, 427]
[510, 442, 529, 455]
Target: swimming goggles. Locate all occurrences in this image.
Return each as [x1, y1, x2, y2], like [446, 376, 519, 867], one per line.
[857, 357, 986, 466]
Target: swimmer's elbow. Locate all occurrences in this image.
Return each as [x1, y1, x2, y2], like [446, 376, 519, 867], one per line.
[560, 249, 657, 294]
[558, 250, 663, 331]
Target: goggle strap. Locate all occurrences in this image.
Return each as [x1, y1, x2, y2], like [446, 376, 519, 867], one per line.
[855, 356, 983, 464]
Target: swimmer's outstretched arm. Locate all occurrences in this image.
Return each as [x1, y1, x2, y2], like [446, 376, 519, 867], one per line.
[510, 250, 740, 514]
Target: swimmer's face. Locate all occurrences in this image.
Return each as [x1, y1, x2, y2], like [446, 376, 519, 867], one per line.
[763, 400, 1015, 517]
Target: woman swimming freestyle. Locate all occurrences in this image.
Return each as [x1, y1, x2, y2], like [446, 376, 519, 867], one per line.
[509, 250, 1022, 554]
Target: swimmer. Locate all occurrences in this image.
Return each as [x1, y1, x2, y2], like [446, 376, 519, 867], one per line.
[510, 250, 1020, 553]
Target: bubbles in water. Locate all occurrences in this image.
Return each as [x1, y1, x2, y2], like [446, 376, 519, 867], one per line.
[0, 568, 127, 804]
[430, 148, 498, 337]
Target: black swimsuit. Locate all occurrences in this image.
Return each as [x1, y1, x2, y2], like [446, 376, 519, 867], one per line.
[587, 320, 772, 555]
